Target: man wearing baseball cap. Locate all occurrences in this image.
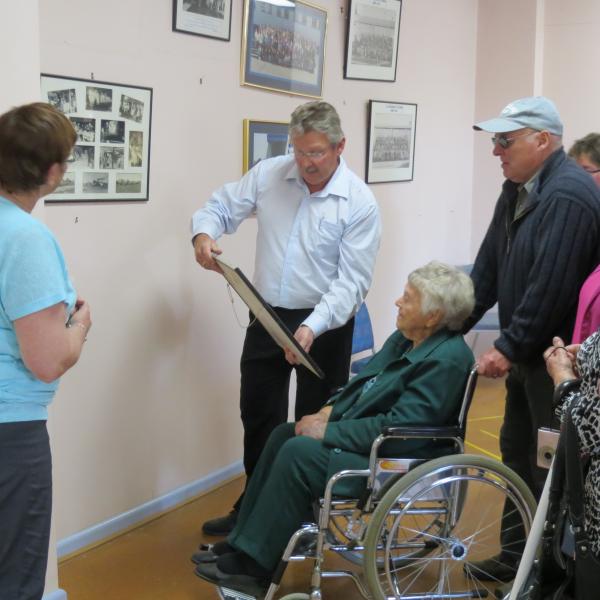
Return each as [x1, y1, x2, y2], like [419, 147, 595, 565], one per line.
[463, 96, 600, 583]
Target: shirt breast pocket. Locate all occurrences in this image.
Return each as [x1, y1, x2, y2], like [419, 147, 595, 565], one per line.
[310, 219, 344, 262]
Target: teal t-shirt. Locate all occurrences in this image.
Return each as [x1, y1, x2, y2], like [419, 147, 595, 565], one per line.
[0, 196, 76, 422]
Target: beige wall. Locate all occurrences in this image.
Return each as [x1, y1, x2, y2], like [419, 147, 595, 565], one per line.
[470, 0, 540, 255]
[543, 0, 600, 146]
[37, 0, 479, 545]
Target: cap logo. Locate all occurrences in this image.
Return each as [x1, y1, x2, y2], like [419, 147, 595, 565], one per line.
[501, 103, 518, 116]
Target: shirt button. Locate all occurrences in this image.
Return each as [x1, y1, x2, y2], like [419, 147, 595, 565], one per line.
[334, 448, 341, 454]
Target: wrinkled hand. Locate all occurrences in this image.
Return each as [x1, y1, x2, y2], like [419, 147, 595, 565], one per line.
[476, 347, 511, 378]
[284, 325, 315, 365]
[193, 233, 223, 273]
[295, 406, 331, 439]
[544, 336, 579, 385]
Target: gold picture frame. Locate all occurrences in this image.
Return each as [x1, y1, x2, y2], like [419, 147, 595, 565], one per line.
[241, 0, 327, 98]
[242, 119, 290, 174]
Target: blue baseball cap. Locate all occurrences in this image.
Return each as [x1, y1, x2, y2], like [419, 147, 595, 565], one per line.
[473, 96, 563, 136]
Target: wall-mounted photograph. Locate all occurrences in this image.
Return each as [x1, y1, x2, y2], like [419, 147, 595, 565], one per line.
[344, 0, 402, 82]
[243, 119, 291, 174]
[41, 74, 153, 203]
[366, 100, 416, 183]
[172, 0, 232, 41]
[241, 0, 327, 98]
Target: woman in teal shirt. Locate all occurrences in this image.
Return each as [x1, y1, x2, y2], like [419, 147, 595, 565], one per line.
[0, 103, 92, 599]
[194, 261, 474, 593]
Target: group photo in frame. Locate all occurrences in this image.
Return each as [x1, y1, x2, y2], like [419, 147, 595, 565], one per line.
[172, 0, 232, 41]
[243, 119, 291, 174]
[241, 0, 327, 98]
[344, 0, 402, 82]
[41, 74, 152, 203]
[366, 100, 416, 184]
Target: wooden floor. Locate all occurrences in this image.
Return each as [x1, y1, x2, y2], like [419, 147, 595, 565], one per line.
[58, 378, 505, 599]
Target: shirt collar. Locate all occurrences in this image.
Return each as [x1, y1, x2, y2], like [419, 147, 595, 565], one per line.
[521, 169, 541, 194]
[284, 156, 350, 200]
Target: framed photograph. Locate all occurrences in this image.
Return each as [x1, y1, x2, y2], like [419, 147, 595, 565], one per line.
[41, 74, 153, 203]
[243, 119, 291, 174]
[344, 0, 402, 82]
[241, 0, 327, 98]
[172, 0, 232, 41]
[366, 100, 416, 184]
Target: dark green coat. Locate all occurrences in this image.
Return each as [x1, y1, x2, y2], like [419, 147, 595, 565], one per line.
[323, 328, 474, 486]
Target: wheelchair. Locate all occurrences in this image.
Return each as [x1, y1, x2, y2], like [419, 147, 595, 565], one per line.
[220, 367, 538, 600]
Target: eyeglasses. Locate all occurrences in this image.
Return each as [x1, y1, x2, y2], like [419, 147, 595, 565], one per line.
[582, 166, 600, 174]
[292, 148, 330, 159]
[491, 130, 537, 149]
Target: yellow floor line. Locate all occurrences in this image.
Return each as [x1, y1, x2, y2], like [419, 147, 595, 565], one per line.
[465, 440, 501, 460]
[469, 415, 503, 422]
[479, 429, 499, 440]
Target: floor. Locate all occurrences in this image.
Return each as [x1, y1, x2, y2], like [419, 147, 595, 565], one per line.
[58, 378, 505, 600]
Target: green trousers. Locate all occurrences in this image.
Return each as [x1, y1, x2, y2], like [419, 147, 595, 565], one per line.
[228, 423, 330, 571]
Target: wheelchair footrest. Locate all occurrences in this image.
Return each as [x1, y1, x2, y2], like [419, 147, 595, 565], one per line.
[218, 586, 262, 600]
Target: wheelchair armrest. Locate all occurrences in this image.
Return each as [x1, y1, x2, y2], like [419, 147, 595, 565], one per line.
[382, 426, 462, 439]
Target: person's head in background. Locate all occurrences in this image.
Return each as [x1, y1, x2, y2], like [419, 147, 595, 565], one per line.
[568, 133, 600, 188]
[0, 102, 75, 209]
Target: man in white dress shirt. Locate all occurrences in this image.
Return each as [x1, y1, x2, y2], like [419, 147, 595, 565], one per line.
[191, 101, 381, 535]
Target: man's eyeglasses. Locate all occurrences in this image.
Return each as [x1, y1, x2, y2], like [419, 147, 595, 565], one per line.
[491, 130, 536, 149]
[292, 148, 329, 159]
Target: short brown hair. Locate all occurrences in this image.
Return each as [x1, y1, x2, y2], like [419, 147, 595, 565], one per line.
[568, 133, 600, 167]
[0, 102, 76, 193]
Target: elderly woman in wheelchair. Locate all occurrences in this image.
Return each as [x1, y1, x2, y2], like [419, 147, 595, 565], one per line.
[194, 261, 537, 599]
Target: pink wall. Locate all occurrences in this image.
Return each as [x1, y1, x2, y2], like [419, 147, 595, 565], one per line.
[38, 0, 480, 545]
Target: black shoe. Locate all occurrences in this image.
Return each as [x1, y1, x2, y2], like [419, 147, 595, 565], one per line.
[194, 559, 269, 597]
[191, 540, 235, 564]
[463, 553, 519, 583]
[216, 551, 272, 579]
[494, 581, 513, 599]
[202, 510, 237, 536]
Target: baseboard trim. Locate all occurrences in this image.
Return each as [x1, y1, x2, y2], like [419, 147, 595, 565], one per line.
[57, 460, 243, 558]
[43, 589, 67, 600]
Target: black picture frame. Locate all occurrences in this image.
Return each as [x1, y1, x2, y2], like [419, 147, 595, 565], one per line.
[344, 0, 402, 82]
[172, 0, 232, 41]
[366, 100, 416, 184]
[241, 0, 327, 98]
[41, 74, 153, 203]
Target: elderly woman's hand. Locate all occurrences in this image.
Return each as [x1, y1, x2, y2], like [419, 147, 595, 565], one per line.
[544, 336, 578, 384]
[295, 406, 332, 439]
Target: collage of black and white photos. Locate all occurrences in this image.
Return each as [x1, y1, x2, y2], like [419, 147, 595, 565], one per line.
[41, 74, 152, 202]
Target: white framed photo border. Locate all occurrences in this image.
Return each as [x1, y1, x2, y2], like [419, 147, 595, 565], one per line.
[366, 100, 416, 184]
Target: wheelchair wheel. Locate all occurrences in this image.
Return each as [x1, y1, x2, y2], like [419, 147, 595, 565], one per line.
[363, 454, 537, 600]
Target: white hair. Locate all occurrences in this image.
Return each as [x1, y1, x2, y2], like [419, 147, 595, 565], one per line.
[408, 261, 475, 331]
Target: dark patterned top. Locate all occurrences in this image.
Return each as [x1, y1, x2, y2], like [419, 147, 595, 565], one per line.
[556, 330, 600, 556]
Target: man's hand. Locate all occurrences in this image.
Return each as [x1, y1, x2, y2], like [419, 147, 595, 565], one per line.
[476, 347, 512, 378]
[284, 325, 315, 365]
[193, 233, 223, 273]
[295, 406, 332, 439]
